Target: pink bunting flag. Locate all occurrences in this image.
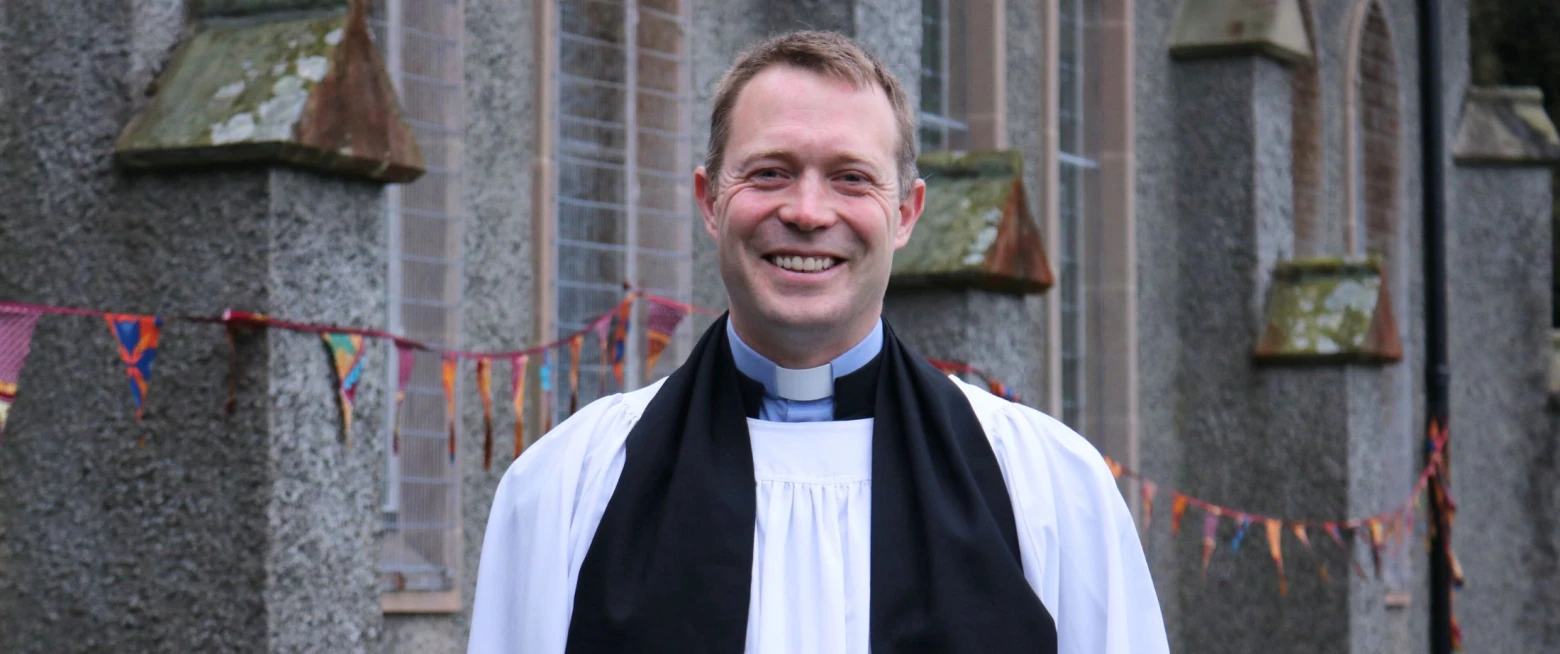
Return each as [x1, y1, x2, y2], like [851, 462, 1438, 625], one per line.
[1170, 494, 1190, 535]
[442, 356, 457, 463]
[392, 344, 416, 455]
[510, 354, 528, 459]
[0, 307, 42, 439]
[1201, 511, 1220, 576]
[477, 358, 495, 470]
[1266, 519, 1286, 596]
[320, 333, 366, 446]
[645, 298, 689, 375]
[104, 314, 163, 421]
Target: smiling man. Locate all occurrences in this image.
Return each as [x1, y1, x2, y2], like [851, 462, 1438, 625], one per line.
[469, 31, 1168, 654]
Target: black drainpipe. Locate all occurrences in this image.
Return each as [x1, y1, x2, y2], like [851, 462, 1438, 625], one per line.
[1415, 0, 1452, 652]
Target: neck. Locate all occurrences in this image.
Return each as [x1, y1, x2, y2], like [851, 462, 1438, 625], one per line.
[727, 311, 881, 369]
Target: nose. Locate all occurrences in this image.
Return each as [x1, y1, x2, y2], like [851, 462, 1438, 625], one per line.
[776, 173, 837, 232]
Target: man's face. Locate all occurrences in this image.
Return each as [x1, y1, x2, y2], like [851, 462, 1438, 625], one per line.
[695, 65, 924, 350]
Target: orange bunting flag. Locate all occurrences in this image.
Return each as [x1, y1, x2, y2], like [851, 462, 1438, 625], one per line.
[611, 297, 634, 385]
[1294, 523, 1330, 583]
[392, 344, 416, 455]
[442, 356, 457, 464]
[476, 358, 495, 470]
[645, 299, 689, 375]
[1266, 519, 1286, 596]
[1201, 512, 1220, 576]
[1170, 494, 1190, 535]
[568, 334, 584, 415]
[320, 333, 366, 446]
[1368, 519, 1385, 579]
[591, 314, 613, 394]
[1140, 481, 1157, 534]
[1104, 456, 1123, 480]
[510, 354, 528, 460]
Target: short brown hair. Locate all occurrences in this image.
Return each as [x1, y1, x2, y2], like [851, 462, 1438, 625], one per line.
[704, 31, 918, 197]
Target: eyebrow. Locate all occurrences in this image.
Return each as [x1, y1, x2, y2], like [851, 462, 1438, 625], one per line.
[734, 149, 885, 173]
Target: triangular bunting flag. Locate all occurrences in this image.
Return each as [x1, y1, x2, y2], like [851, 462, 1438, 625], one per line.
[442, 356, 457, 464]
[1170, 494, 1190, 535]
[392, 344, 417, 455]
[510, 354, 528, 459]
[1266, 519, 1286, 596]
[1104, 456, 1123, 480]
[0, 307, 42, 439]
[320, 333, 366, 445]
[104, 314, 163, 420]
[1140, 481, 1157, 534]
[1230, 515, 1250, 553]
[476, 358, 495, 470]
[591, 313, 613, 395]
[541, 350, 554, 432]
[567, 334, 583, 415]
[611, 297, 634, 385]
[1368, 519, 1385, 579]
[1294, 523, 1330, 583]
[1201, 512, 1220, 576]
[645, 298, 689, 375]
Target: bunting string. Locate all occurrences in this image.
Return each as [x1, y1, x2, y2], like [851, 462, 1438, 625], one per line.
[0, 289, 1455, 604]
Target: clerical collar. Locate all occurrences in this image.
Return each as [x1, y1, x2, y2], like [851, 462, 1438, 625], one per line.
[727, 319, 884, 401]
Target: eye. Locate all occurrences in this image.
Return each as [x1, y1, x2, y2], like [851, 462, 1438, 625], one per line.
[835, 170, 873, 186]
[751, 168, 785, 180]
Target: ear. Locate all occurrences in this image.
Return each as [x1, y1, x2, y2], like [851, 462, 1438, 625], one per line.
[892, 178, 926, 249]
[694, 166, 720, 240]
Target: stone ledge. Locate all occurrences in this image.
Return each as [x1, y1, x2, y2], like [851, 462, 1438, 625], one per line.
[115, 0, 423, 183]
[1254, 257, 1403, 365]
[1548, 331, 1560, 410]
[890, 150, 1053, 295]
[1453, 86, 1560, 166]
[1169, 0, 1312, 66]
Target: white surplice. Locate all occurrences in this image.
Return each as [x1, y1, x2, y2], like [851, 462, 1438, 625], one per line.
[468, 377, 1169, 654]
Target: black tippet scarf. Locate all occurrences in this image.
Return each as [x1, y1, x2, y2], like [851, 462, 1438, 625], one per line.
[566, 316, 1057, 653]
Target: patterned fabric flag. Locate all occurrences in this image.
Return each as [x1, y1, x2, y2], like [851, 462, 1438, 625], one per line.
[320, 333, 367, 445]
[477, 358, 495, 470]
[644, 299, 689, 375]
[1201, 512, 1220, 576]
[0, 307, 42, 438]
[1140, 481, 1158, 534]
[104, 314, 162, 420]
[610, 298, 634, 385]
[1170, 494, 1190, 535]
[568, 334, 583, 415]
[392, 344, 417, 454]
[442, 356, 457, 464]
[1266, 519, 1287, 596]
[1230, 515, 1251, 553]
[510, 354, 528, 459]
[987, 381, 1019, 403]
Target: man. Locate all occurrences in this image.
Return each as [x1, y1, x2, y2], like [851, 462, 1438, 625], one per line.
[470, 31, 1168, 653]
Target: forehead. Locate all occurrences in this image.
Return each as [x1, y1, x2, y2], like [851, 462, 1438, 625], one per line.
[724, 65, 899, 165]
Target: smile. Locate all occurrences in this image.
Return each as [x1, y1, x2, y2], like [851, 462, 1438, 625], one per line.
[765, 255, 840, 273]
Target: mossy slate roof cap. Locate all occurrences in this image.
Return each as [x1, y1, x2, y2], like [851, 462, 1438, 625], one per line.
[891, 151, 1053, 294]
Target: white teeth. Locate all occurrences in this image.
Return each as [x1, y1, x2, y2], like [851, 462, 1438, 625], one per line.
[771, 256, 836, 272]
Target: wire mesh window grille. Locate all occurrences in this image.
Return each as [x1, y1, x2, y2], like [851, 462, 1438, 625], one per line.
[552, 0, 694, 419]
[920, 0, 970, 152]
[1057, 0, 1099, 430]
[372, 0, 466, 594]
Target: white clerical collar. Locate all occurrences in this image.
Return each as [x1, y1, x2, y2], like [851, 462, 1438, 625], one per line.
[727, 319, 884, 402]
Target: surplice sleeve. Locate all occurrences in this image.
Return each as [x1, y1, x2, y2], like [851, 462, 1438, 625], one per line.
[965, 381, 1171, 654]
[467, 389, 646, 654]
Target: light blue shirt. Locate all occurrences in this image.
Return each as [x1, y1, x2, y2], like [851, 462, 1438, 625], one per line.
[727, 319, 885, 423]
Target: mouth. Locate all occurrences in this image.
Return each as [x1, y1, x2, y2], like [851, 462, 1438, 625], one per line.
[763, 254, 842, 274]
